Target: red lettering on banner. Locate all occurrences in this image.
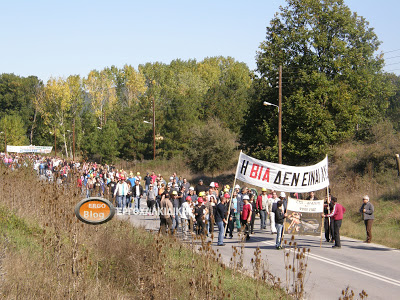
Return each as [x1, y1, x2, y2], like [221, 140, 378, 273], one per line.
[250, 164, 259, 178]
[262, 168, 270, 182]
[257, 166, 264, 180]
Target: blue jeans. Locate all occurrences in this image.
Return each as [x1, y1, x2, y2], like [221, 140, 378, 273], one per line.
[276, 223, 284, 247]
[126, 195, 132, 208]
[259, 210, 267, 229]
[134, 196, 141, 211]
[217, 221, 225, 245]
[117, 195, 127, 211]
[173, 213, 180, 232]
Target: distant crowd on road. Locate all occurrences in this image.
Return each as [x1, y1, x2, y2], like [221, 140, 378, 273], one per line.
[1, 152, 374, 248]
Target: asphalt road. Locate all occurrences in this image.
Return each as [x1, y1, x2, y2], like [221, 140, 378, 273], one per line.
[117, 209, 400, 300]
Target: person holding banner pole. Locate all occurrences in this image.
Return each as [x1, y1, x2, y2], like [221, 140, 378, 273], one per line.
[324, 195, 334, 243]
[323, 197, 346, 249]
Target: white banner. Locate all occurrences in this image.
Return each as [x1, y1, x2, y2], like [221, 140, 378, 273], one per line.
[7, 145, 53, 154]
[285, 197, 324, 236]
[287, 197, 324, 213]
[235, 152, 329, 193]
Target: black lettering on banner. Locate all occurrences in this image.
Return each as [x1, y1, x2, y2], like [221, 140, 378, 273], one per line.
[309, 171, 315, 185]
[274, 171, 282, 184]
[282, 172, 291, 186]
[315, 169, 320, 184]
[291, 173, 300, 186]
[302, 172, 308, 186]
[321, 166, 327, 182]
[240, 160, 249, 175]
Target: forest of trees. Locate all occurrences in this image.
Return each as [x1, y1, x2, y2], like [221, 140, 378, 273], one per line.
[1, 0, 399, 172]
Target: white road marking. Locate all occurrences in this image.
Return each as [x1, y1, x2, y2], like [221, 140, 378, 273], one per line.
[260, 239, 400, 287]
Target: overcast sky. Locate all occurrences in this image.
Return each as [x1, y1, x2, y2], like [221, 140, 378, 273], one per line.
[1, 0, 399, 81]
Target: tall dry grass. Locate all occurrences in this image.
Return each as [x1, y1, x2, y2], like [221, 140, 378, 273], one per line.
[0, 165, 291, 299]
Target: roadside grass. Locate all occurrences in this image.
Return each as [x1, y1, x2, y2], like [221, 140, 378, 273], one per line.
[0, 166, 289, 299]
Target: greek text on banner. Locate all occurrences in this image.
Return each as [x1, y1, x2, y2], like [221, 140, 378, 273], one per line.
[235, 152, 329, 193]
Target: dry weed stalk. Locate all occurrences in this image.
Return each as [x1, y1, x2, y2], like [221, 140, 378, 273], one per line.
[283, 235, 310, 299]
[339, 285, 369, 299]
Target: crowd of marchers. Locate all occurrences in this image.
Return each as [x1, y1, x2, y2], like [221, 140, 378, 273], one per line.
[1, 153, 374, 249]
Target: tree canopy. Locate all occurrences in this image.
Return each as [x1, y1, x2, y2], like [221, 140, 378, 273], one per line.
[241, 0, 395, 164]
[0, 0, 399, 170]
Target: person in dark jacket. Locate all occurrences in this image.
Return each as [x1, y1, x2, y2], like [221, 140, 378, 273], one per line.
[359, 195, 374, 243]
[215, 194, 228, 246]
[324, 195, 335, 243]
[249, 193, 257, 235]
[194, 197, 207, 235]
[275, 201, 287, 249]
[131, 180, 144, 212]
[225, 194, 235, 239]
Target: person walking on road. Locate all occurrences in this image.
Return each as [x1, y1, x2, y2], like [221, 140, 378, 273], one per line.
[323, 197, 346, 249]
[240, 195, 252, 240]
[159, 194, 173, 235]
[256, 188, 269, 230]
[180, 196, 195, 240]
[215, 194, 228, 246]
[269, 191, 279, 234]
[132, 180, 144, 213]
[114, 177, 129, 214]
[359, 195, 374, 243]
[275, 200, 287, 249]
[194, 197, 207, 236]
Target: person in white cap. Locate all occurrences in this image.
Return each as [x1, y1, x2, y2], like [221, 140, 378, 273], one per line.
[180, 196, 195, 240]
[279, 192, 288, 212]
[240, 195, 252, 240]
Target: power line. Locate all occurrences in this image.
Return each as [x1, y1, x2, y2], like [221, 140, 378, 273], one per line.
[384, 62, 400, 67]
[384, 68, 400, 72]
[381, 48, 400, 55]
[384, 55, 400, 60]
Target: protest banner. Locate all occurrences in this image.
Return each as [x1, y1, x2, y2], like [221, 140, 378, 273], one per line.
[285, 197, 324, 236]
[7, 145, 53, 154]
[235, 152, 329, 193]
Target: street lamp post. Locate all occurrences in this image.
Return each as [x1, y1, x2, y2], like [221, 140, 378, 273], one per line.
[263, 99, 282, 164]
[263, 65, 282, 164]
[143, 118, 156, 160]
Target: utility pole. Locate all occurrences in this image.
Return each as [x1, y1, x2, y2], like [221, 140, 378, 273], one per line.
[278, 65, 282, 164]
[152, 96, 156, 160]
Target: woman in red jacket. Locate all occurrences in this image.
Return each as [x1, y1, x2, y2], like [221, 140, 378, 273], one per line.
[323, 197, 346, 249]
